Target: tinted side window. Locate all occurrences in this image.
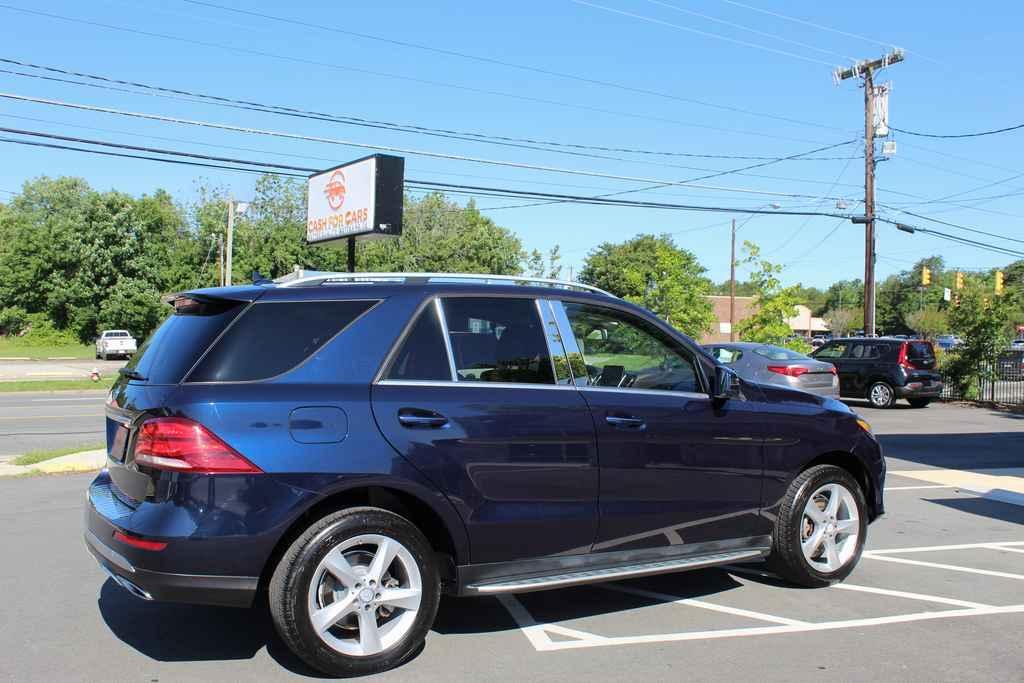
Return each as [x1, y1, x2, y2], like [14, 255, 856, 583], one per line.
[564, 303, 701, 393]
[442, 298, 554, 385]
[815, 342, 847, 359]
[187, 300, 376, 382]
[710, 347, 742, 364]
[385, 303, 452, 381]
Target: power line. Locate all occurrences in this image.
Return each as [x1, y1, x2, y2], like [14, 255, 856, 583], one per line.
[0, 4, 842, 144]
[0, 59, 862, 168]
[572, 0, 835, 67]
[877, 204, 1024, 246]
[181, 0, 841, 131]
[640, 0, 856, 61]
[716, 0, 908, 56]
[4, 126, 1022, 259]
[0, 90, 861, 202]
[891, 122, 1024, 139]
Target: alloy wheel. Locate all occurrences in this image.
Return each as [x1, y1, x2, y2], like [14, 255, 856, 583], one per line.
[869, 383, 892, 407]
[800, 483, 860, 573]
[306, 534, 422, 657]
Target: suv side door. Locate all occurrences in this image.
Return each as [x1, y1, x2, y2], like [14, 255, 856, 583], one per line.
[555, 300, 767, 553]
[371, 295, 599, 564]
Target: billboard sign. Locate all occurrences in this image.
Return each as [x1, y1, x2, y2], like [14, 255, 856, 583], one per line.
[306, 154, 404, 245]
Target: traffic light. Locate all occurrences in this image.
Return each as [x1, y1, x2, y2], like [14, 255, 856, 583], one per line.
[995, 270, 1005, 295]
[921, 266, 931, 286]
[955, 271, 964, 290]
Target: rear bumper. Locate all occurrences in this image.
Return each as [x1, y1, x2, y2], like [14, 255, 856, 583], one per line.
[894, 381, 943, 398]
[83, 469, 315, 608]
[84, 528, 257, 607]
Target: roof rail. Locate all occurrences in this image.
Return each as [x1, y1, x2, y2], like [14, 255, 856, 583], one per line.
[276, 271, 616, 297]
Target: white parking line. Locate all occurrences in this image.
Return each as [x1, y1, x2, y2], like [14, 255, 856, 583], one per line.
[862, 554, 1024, 580]
[831, 583, 991, 609]
[519, 605, 1024, 651]
[884, 485, 957, 491]
[498, 540, 1024, 652]
[602, 584, 808, 626]
[30, 397, 103, 402]
[866, 541, 1024, 555]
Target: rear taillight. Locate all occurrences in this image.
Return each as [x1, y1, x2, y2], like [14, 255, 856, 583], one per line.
[897, 343, 915, 372]
[767, 365, 810, 377]
[829, 366, 838, 375]
[113, 530, 167, 551]
[134, 417, 261, 474]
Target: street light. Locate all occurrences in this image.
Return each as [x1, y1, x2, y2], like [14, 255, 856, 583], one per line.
[224, 199, 250, 287]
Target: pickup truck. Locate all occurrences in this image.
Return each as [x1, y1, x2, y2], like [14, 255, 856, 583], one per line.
[95, 330, 137, 360]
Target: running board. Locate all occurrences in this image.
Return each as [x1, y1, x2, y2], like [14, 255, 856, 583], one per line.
[464, 548, 767, 595]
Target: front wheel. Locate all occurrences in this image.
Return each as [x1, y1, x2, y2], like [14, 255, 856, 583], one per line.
[907, 398, 931, 408]
[768, 465, 867, 587]
[269, 507, 440, 677]
[867, 381, 895, 408]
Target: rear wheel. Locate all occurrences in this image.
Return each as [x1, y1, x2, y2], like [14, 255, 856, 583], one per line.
[269, 507, 440, 677]
[768, 465, 867, 587]
[867, 381, 895, 408]
[907, 398, 931, 408]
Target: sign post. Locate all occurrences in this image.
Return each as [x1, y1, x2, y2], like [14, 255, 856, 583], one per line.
[306, 154, 405, 271]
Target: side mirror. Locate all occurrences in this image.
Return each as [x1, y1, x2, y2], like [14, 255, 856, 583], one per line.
[712, 365, 742, 401]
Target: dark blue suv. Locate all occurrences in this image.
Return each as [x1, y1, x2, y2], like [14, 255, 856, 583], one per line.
[85, 272, 884, 676]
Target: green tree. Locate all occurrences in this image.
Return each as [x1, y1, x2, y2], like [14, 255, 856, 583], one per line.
[579, 233, 714, 338]
[904, 306, 948, 340]
[525, 245, 563, 280]
[735, 242, 802, 345]
[823, 307, 863, 337]
[818, 279, 863, 317]
[945, 282, 1012, 398]
[357, 194, 523, 275]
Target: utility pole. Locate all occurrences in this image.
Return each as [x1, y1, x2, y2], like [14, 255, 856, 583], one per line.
[835, 49, 904, 337]
[217, 234, 224, 286]
[729, 218, 737, 342]
[225, 199, 235, 286]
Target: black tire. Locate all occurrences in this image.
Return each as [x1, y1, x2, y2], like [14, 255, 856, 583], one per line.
[768, 464, 868, 588]
[269, 507, 440, 677]
[907, 398, 931, 408]
[867, 381, 896, 408]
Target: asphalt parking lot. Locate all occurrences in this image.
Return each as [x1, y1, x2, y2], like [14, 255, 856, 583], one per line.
[1, 401, 1022, 681]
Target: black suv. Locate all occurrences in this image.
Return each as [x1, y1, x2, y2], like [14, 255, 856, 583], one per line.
[811, 337, 941, 408]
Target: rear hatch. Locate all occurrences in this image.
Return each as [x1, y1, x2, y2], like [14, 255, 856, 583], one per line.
[105, 288, 260, 503]
[899, 341, 939, 381]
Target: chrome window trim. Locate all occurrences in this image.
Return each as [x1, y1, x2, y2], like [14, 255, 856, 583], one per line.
[536, 299, 573, 386]
[434, 298, 460, 382]
[376, 379, 579, 391]
[548, 299, 589, 387]
[580, 385, 712, 401]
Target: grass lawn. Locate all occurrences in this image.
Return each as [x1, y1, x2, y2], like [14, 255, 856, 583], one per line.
[0, 378, 114, 392]
[12, 442, 105, 466]
[0, 337, 94, 359]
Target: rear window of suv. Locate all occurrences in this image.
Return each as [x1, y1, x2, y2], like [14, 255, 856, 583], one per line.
[186, 300, 377, 382]
[123, 298, 245, 385]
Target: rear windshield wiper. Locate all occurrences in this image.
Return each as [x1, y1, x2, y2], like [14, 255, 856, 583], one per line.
[118, 368, 148, 381]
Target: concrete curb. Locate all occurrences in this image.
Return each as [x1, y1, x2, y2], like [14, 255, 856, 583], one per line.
[0, 449, 106, 477]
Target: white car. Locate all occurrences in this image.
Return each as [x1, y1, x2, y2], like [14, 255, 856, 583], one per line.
[95, 330, 137, 360]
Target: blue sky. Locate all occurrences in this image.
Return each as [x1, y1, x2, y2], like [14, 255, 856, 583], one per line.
[1, 0, 1021, 288]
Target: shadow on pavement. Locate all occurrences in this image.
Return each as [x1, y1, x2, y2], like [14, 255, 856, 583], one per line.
[879, 432, 1024, 470]
[926, 494, 1024, 526]
[96, 580, 331, 678]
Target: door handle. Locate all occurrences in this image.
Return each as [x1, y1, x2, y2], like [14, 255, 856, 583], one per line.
[605, 415, 646, 430]
[398, 409, 449, 428]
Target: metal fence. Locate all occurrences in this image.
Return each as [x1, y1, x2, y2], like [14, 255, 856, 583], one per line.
[939, 350, 1024, 404]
